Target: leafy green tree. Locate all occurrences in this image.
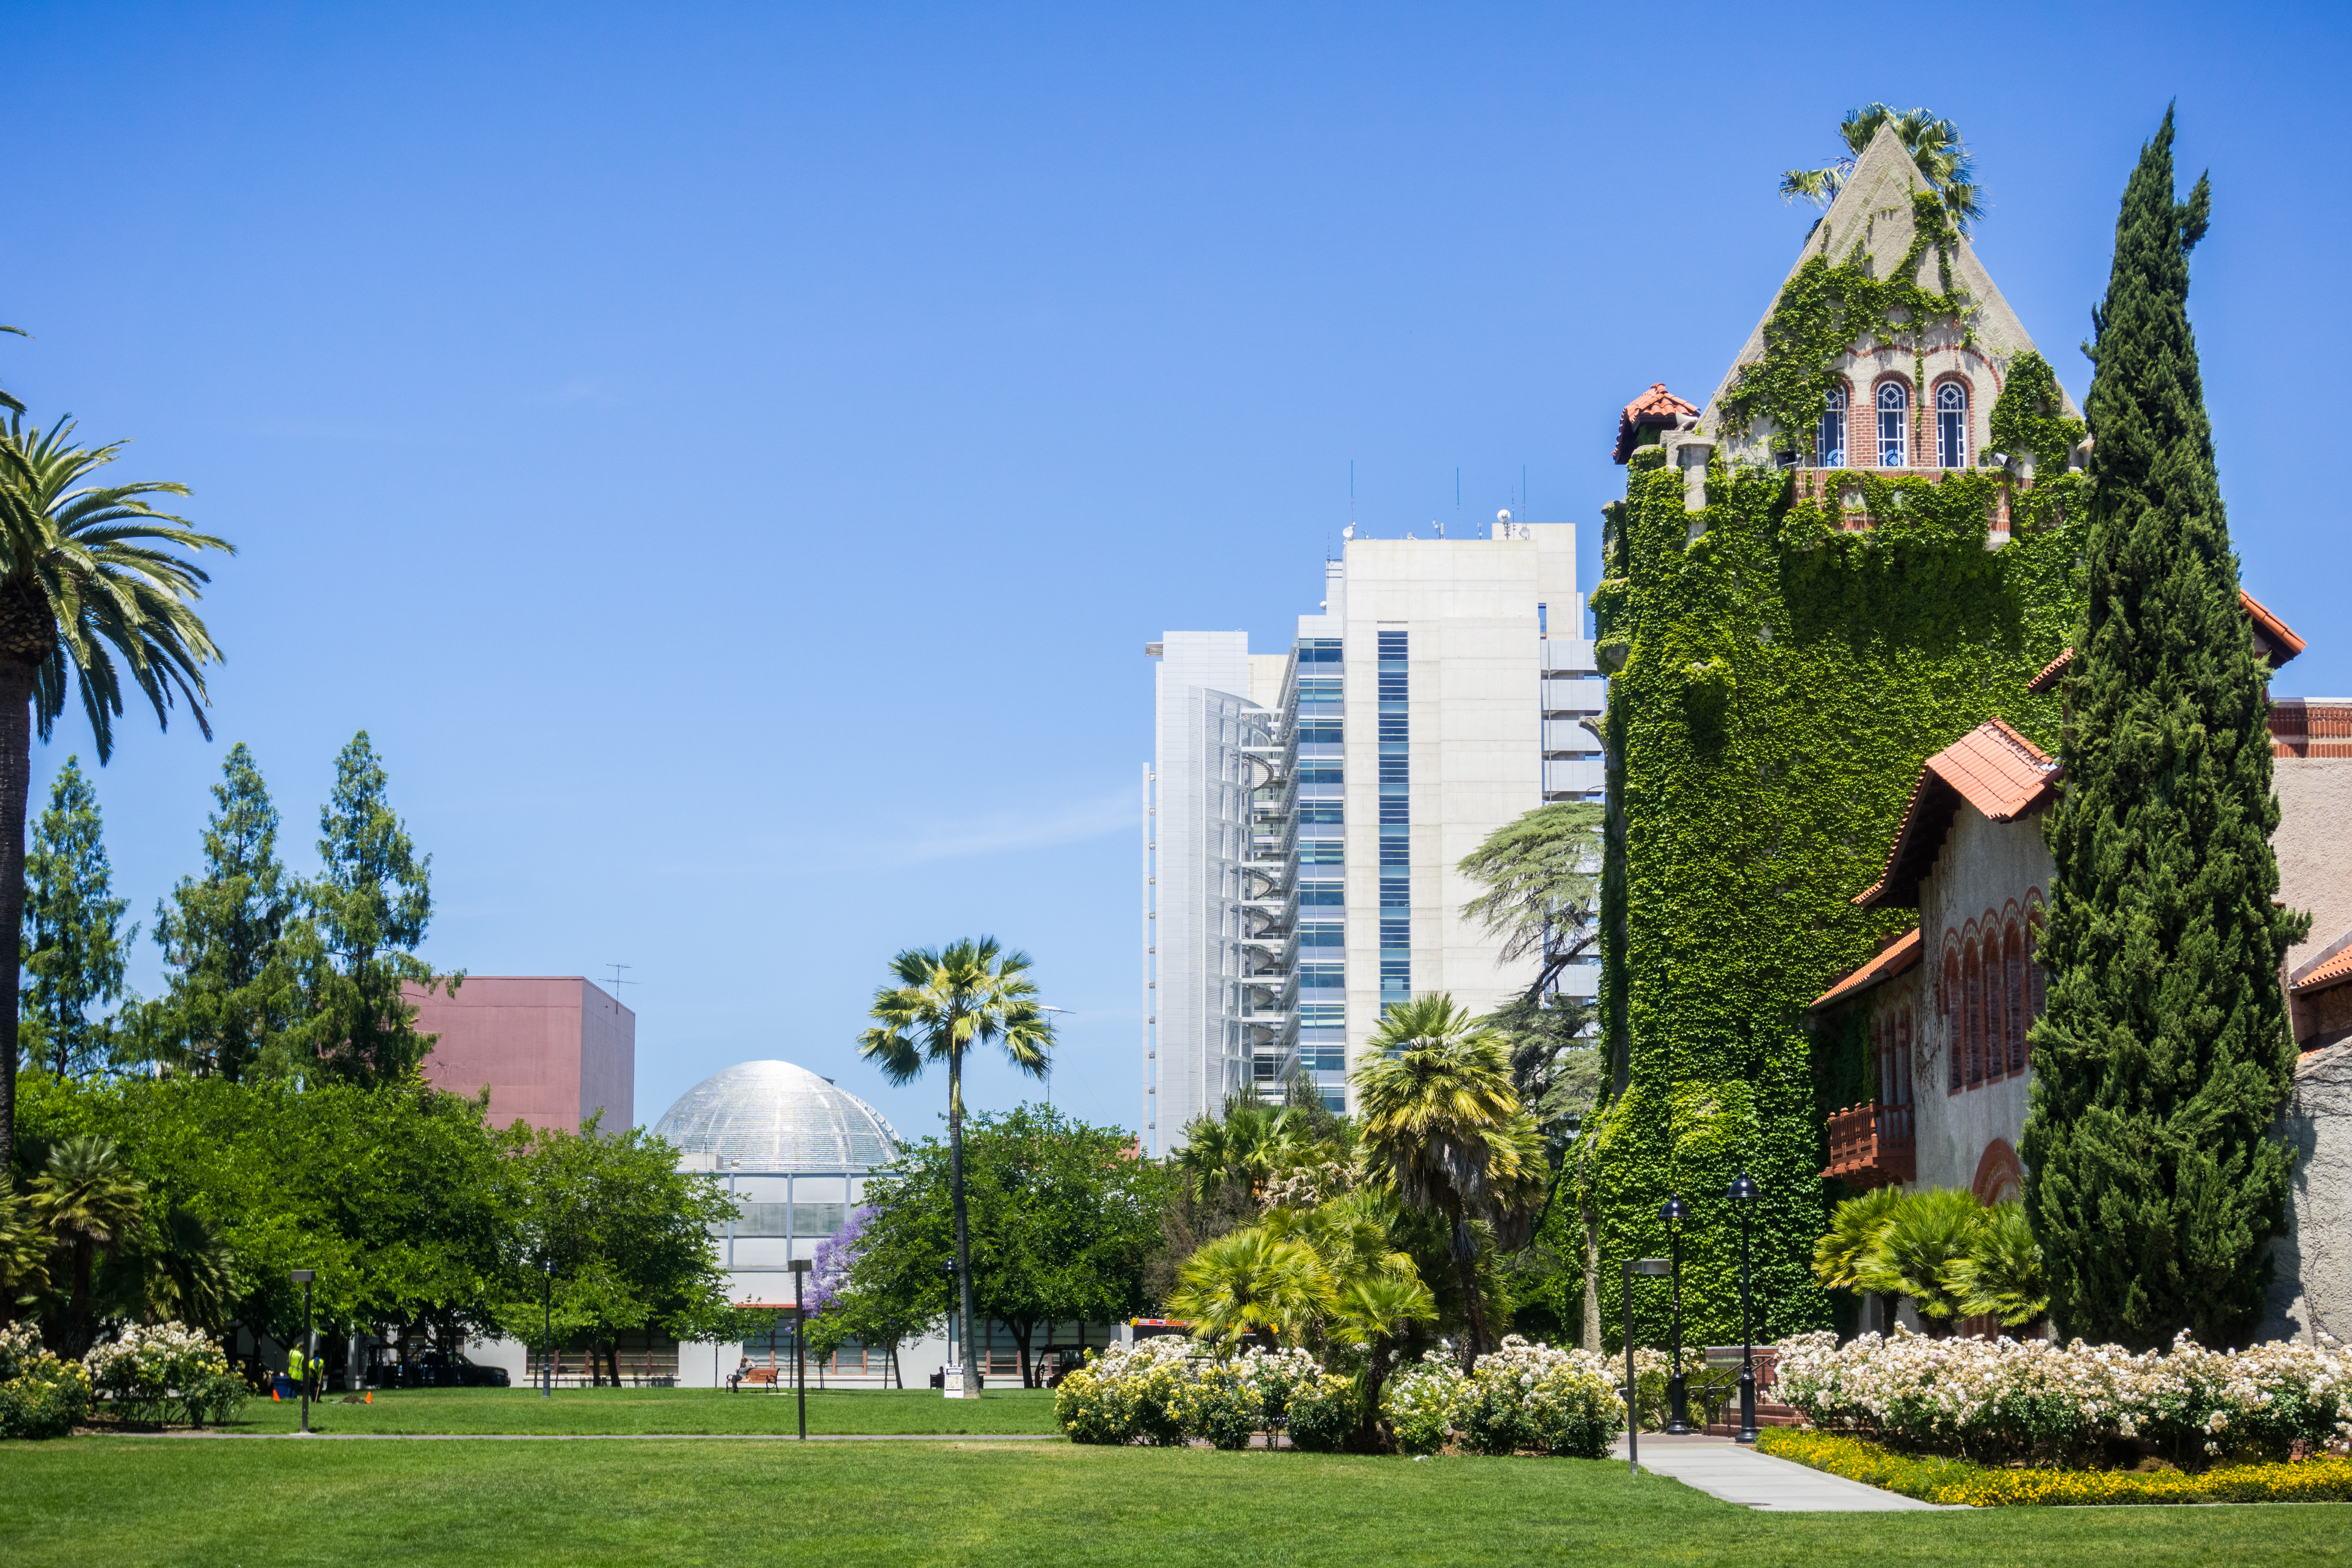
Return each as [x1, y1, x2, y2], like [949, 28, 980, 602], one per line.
[0, 418, 228, 1168]
[20, 758, 132, 1078]
[1352, 995, 1545, 1368]
[286, 732, 457, 1086]
[498, 1117, 738, 1385]
[2021, 108, 2308, 1352]
[1778, 103, 1985, 232]
[26, 1134, 145, 1356]
[129, 743, 301, 1081]
[857, 937, 1052, 1395]
[1459, 801, 1602, 1006]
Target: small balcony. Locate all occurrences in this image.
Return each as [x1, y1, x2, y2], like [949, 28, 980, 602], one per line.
[1822, 1101, 1915, 1189]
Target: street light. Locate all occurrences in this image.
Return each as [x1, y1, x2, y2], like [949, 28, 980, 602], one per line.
[1659, 1194, 1692, 1434]
[1623, 1257, 1671, 1477]
[1727, 1171, 1763, 1444]
[790, 1258, 811, 1441]
[938, 1258, 960, 1395]
[539, 1255, 556, 1399]
[288, 1269, 316, 1436]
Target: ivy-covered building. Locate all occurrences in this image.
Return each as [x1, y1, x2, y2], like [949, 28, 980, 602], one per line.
[1587, 122, 2089, 1347]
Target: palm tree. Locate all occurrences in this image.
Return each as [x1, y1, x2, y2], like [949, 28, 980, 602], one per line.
[1330, 1271, 1438, 1450]
[1168, 1227, 1333, 1348]
[1779, 104, 1985, 235]
[1352, 994, 1544, 1368]
[0, 323, 24, 417]
[0, 418, 230, 1169]
[1855, 1187, 1985, 1335]
[1812, 1185, 1905, 1331]
[28, 1134, 146, 1355]
[1944, 1201, 2048, 1332]
[857, 937, 1052, 1397]
[0, 1190, 52, 1316]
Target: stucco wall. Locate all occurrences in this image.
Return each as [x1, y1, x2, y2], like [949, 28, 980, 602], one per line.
[2260, 1041, 2352, 1346]
[413, 977, 635, 1132]
[2276, 756, 2352, 974]
[1913, 808, 2051, 1195]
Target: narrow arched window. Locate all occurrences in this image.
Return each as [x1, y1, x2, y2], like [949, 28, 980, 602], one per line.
[1817, 385, 1848, 468]
[1980, 927, 2005, 1080]
[1963, 939, 1985, 1086]
[2026, 908, 2048, 1024]
[2004, 920, 2028, 1074]
[1937, 382, 1969, 468]
[1944, 947, 1963, 1092]
[1878, 381, 1909, 467]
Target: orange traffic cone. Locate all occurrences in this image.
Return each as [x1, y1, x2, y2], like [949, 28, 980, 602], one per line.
[272, 1387, 281, 1401]
[365, 1391, 373, 1404]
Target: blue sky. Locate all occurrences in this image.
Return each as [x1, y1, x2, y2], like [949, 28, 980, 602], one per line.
[6, 1, 2346, 1141]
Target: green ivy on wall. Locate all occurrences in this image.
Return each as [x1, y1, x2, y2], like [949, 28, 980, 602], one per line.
[1578, 447, 2081, 1352]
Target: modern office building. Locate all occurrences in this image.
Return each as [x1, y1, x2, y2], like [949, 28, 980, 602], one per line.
[1143, 518, 1603, 1152]
[413, 975, 635, 1133]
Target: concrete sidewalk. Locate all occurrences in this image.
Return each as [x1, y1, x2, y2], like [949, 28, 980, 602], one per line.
[1610, 1434, 1952, 1511]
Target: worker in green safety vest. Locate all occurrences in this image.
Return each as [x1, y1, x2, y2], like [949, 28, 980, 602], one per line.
[287, 1344, 307, 1397]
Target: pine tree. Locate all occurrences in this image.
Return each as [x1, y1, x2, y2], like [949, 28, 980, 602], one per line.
[20, 757, 132, 1078]
[287, 731, 455, 1085]
[133, 742, 302, 1080]
[2021, 108, 2307, 1351]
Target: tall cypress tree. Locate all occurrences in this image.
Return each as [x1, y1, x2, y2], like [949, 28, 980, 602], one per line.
[137, 742, 302, 1080]
[20, 756, 132, 1078]
[2021, 108, 2306, 1351]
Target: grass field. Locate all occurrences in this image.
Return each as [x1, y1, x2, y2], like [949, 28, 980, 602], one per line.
[4, 1439, 2349, 1567]
[206, 1385, 1060, 1436]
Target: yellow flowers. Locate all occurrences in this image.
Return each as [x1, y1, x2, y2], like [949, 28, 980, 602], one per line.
[1760, 1427, 2352, 1506]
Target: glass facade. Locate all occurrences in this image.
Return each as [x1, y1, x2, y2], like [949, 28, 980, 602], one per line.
[1377, 630, 1409, 1014]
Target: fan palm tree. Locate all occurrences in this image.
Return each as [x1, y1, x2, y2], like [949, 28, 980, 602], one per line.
[857, 936, 1052, 1397]
[1855, 1187, 1985, 1335]
[1779, 103, 1985, 235]
[0, 323, 24, 417]
[0, 418, 230, 1170]
[1812, 1185, 1906, 1330]
[28, 1134, 146, 1355]
[0, 1190, 52, 1315]
[1168, 1227, 1334, 1348]
[1352, 994, 1544, 1368]
[1943, 1201, 2048, 1332]
[1330, 1271, 1438, 1451]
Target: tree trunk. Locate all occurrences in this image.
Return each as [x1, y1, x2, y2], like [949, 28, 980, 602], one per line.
[889, 1340, 902, 1389]
[1451, 1208, 1488, 1373]
[1354, 1340, 1396, 1452]
[0, 667, 32, 1173]
[949, 1038, 979, 1397]
[1010, 1317, 1033, 1387]
[65, 1234, 95, 1358]
[1580, 1197, 1603, 1352]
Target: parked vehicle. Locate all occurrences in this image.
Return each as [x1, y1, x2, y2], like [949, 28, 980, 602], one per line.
[370, 1351, 510, 1389]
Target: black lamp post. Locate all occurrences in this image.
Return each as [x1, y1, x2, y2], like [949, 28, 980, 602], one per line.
[1659, 1195, 1692, 1434]
[1727, 1171, 1762, 1443]
[1622, 1256, 1671, 1477]
[539, 1255, 556, 1399]
[939, 1258, 960, 1395]
[790, 1258, 811, 1441]
[289, 1269, 316, 1435]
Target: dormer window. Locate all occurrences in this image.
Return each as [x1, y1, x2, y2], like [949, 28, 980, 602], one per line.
[1877, 381, 1909, 467]
[1936, 382, 1969, 468]
[1816, 385, 1848, 468]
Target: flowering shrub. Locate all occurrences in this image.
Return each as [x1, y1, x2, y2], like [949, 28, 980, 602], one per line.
[1054, 1337, 1192, 1445]
[0, 1323, 92, 1440]
[1775, 1327, 2352, 1467]
[1761, 1428, 2352, 1506]
[1381, 1352, 1464, 1454]
[83, 1321, 246, 1428]
[1456, 1339, 1628, 1459]
[1283, 1372, 1360, 1452]
[1171, 1359, 1264, 1450]
[1620, 1345, 1707, 1433]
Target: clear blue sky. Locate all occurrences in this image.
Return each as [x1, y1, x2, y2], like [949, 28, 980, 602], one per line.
[6, 1, 2345, 1142]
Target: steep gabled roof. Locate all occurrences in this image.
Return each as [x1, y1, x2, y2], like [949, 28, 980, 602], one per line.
[1699, 122, 2072, 460]
[1613, 383, 1699, 464]
[1804, 927, 1923, 1016]
[1854, 720, 2058, 910]
[2024, 589, 2305, 695]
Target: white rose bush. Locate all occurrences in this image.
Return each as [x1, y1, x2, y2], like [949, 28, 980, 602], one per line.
[1776, 1326, 2352, 1467]
[81, 1320, 248, 1428]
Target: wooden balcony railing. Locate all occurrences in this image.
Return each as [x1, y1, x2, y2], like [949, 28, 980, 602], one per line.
[1822, 1101, 1915, 1189]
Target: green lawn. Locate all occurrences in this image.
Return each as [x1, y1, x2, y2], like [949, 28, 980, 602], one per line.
[206, 1385, 1060, 1435]
[3, 1439, 2348, 1567]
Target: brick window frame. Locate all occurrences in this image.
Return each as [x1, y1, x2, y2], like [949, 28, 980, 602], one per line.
[1873, 374, 1913, 468]
[1932, 374, 1974, 469]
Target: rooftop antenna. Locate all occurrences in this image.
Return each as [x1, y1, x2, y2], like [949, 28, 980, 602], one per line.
[1451, 466, 1459, 539]
[605, 963, 637, 1008]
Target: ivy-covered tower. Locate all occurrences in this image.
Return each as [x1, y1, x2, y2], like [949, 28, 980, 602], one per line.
[1585, 123, 2086, 1347]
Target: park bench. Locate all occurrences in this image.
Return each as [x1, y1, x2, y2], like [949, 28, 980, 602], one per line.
[737, 1367, 780, 1389]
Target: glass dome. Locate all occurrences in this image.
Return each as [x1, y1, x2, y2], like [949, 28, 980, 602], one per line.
[652, 1060, 902, 1172]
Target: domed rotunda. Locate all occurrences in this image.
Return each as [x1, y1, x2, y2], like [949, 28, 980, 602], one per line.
[653, 1060, 902, 1288]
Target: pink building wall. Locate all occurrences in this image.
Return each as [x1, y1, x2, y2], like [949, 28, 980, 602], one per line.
[411, 977, 635, 1133]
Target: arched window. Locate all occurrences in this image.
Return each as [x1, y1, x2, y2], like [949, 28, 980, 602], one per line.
[1878, 381, 1909, 467]
[1895, 1004, 1913, 1105]
[1817, 385, 1848, 468]
[2026, 906, 2048, 1024]
[1943, 946, 1963, 1092]
[1963, 937, 1985, 1086]
[1981, 923, 2006, 1080]
[1936, 381, 1969, 468]
[2004, 920, 2028, 1074]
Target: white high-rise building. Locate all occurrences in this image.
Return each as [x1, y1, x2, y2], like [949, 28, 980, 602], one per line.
[1143, 521, 1602, 1153]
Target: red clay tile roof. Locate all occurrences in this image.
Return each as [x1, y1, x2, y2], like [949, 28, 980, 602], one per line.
[1612, 383, 1698, 464]
[2022, 591, 2303, 696]
[2292, 936, 2352, 997]
[1853, 720, 2058, 910]
[1805, 927, 1923, 1015]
